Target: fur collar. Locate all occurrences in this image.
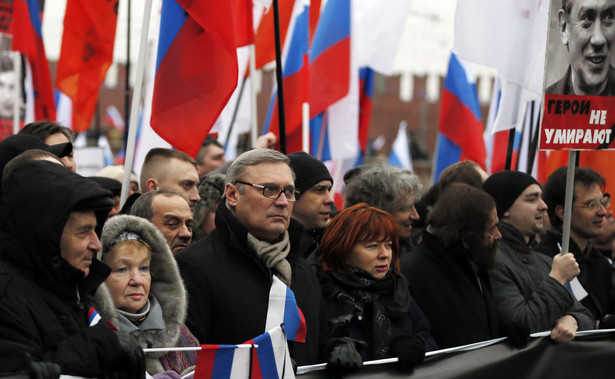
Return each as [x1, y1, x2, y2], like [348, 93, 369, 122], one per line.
[100, 215, 188, 373]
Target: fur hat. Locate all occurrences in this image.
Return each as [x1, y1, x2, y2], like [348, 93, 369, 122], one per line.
[482, 170, 539, 218]
[193, 174, 225, 241]
[288, 151, 333, 194]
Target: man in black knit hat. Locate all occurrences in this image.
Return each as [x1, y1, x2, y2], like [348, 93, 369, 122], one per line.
[288, 151, 334, 257]
[483, 170, 594, 343]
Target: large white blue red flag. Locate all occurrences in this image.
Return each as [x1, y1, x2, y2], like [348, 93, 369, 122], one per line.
[151, 0, 238, 157]
[262, 0, 310, 154]
[433, 52, 486, 182]
[12, 0, 55, 121]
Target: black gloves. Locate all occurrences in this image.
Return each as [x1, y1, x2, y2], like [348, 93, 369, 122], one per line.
[29, 360, 61, 379]
[599, 314, 615, 329]
[326, 337, 363, 376]
[116, 331, 146, 379]
[390, 334, 425, 372]
[501, 320, 530, 349]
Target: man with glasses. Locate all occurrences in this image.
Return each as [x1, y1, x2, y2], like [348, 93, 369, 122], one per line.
[483, 171, 593, 343]
[175, 149, 320, 365]
[536, 167, 615, 326]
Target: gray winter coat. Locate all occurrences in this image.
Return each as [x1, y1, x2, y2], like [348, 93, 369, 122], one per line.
[99, 215, 189, 374]
[489, 222, 594, 333]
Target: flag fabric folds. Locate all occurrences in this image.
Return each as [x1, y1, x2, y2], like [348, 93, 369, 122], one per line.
[262, 0, 310, 154]
[308, 0, 350, 118]
[453, 0, 548, 132]
[389, 122, 413, 172]
[265, 276, 307, 343]
[194, 345, 252, 379]
[55, 0, 118, 132]
[248, 325, 295, 379]
[151, 0, 238, 157]
[433, 52, 486, 181]
[12, 0, 55, 121]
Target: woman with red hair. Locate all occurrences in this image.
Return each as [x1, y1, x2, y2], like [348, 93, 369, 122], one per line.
[318, 203, 437, 375]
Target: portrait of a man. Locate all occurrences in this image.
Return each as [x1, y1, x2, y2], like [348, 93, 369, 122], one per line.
[546, 0, 615, 96]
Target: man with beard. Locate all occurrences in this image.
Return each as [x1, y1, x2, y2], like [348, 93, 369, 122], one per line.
[401, 183, 504, 348]
[536, 167, 615, 326]
[483, 171, 594, 343]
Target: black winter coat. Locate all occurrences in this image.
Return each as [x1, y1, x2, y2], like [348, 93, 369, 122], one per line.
[176, 203, 321, 365]
[401, 231, 501, 348]
[0, 160, 121, 377]
[535, 227, 615, 322]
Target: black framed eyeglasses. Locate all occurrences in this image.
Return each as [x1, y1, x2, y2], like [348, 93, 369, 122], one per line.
[573, 195, 610, 212]
[234, 180, 300, 202]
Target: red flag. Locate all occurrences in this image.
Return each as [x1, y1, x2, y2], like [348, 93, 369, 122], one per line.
[55, 0, 118, 132]
[150, 0, 238, 157]
[12, 0, 56, 121]
[233, 0, 254, 47]
[254, 0, 294, 69]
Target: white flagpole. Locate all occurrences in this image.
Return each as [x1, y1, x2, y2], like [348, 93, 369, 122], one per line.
[12, 51, 21, 135]
[249, 44, 258, 148]
[121, 0, 153, 207]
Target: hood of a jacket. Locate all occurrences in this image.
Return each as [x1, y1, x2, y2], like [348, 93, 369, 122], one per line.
[99, 215, 187, 358]
[0, 160, 113, 297]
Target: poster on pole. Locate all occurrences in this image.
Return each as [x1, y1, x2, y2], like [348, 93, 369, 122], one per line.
[539, 0, 615, 150]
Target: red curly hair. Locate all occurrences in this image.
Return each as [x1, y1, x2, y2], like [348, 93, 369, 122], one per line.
[318, 203, 400, 273]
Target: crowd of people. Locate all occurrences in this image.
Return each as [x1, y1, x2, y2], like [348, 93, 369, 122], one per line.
[1, 120, 614, 378]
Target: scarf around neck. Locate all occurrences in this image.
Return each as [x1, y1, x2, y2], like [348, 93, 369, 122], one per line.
[247, 231, 292, 286]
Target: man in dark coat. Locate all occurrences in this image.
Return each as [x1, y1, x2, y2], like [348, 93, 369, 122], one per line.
[287, 151, 334, 259]
[401, 183, 504, 349]
[0, 160, 144, 378]
[176, 149, 321, 365]
[483, 171, 594, 342]
[535, 167, 615, 326]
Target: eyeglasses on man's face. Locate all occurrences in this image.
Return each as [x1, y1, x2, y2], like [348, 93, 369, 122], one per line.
[234, 180, 300, 202]
[573, 194, 610, 212]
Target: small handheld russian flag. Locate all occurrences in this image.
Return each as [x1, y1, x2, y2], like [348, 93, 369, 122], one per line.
[265, 276, 307, 343]
[88, 307, 101, 327]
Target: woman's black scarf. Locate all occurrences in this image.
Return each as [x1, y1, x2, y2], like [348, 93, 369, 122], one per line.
[324, 267, 411, 359]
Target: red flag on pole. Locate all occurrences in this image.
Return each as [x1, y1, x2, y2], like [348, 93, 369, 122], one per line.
[55, 0, 118, 132]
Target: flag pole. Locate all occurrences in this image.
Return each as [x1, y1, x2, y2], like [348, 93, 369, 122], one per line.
[272, 0, 287, 154]
[249, 44, 258, 148]
[526, 101, 540, 175]
[560, 150, 577, 256]
[124, 0, 132, 147]
[11, 51, 21, 135]
[120, 0, 153, 207]
[224, 75, 248, 150]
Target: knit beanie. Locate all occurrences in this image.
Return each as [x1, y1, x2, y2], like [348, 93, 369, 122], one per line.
[288, 151, 333, 193]
[193, 174, 226, 241]
[482, 170, 539, 218]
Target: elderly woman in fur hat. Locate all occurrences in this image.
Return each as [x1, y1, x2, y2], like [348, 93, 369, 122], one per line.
[99, 215, 199, 376]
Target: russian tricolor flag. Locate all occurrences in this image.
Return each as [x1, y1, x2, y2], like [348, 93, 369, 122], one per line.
[88, 307, 101, 326]
[11, 0, 55, 121]
[151, 0, 238, 157]
[262, 0, 310, 154]
[265, 276, 306, 343]
[247, 325, 295, 379]
[433, 52, 486, 181]
[194, 345, 252, 379]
